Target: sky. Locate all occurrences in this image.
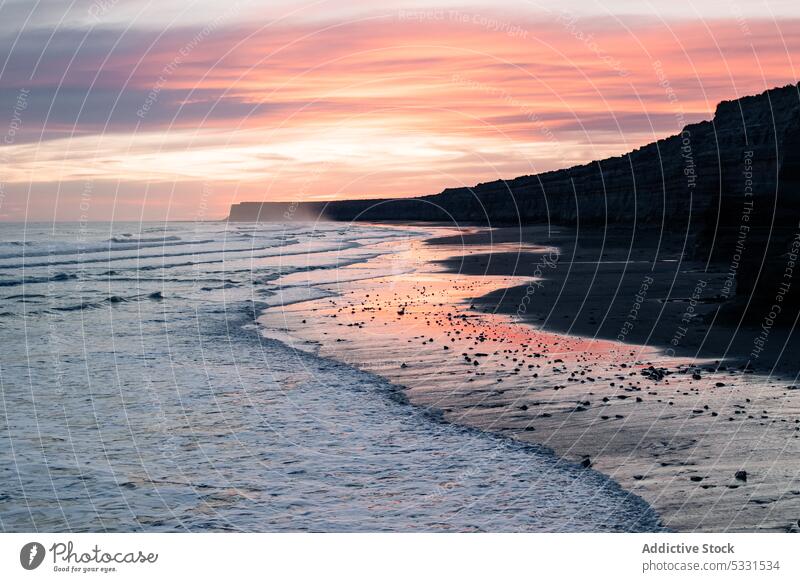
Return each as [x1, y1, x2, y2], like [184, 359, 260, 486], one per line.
[1, 0, 799, 221]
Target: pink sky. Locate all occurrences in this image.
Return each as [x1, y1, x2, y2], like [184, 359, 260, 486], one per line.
[0, 2, 798, 220]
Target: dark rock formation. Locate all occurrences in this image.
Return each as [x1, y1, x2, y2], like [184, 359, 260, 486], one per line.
[228, 83, 800, 319]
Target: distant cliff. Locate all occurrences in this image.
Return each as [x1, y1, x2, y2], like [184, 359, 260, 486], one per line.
[229, 83, 800, 315]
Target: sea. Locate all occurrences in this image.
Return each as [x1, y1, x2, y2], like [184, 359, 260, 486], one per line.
[0, 221, 662, 532]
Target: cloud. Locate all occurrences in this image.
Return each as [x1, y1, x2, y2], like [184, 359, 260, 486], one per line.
[1, 7, 799, 220]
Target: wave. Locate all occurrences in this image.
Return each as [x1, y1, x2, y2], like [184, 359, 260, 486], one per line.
[0, 239, 318, 271]
[0, 273, 77, 287]
[109, 235, 182, 243]
[0, 238, 215, 261]
[53, 297, 124, 312]
[2, 241, 365, 274]
[52, 292, 164, 312]
[255, 286, 335, 308]
[200, 283, 241, 291]
[96, 275, 239, 285]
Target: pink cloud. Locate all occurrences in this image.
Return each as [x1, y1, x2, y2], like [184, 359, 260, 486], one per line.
[2, 11, 799, 220]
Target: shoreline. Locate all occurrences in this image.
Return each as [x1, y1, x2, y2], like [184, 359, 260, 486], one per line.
[428, 225, 800, 376]
[258, 223, 800, 532]
[1, 220, 663, 533]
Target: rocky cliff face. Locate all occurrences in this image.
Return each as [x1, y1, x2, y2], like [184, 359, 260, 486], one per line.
[229, 83, 800, 317]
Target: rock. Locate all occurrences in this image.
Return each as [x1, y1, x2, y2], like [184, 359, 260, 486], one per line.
[400, 362, 408, 368]
[642, 366, 668, 381]
[735, 470, 748, 482]
[581, 458, 592, 468]
[690, 476, 704, 482]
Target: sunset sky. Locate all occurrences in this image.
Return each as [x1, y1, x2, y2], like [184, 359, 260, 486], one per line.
[1, 0, 799, 221]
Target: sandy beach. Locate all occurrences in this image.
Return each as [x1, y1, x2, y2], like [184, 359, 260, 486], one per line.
[259, 223, 800, 532]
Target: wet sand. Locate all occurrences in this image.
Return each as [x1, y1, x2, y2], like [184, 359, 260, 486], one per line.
[258, 224, 800, 532]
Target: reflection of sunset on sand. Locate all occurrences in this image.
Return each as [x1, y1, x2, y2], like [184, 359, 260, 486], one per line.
[260, 225, 800, 532]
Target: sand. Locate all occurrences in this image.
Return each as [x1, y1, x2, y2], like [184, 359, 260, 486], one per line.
[258, 224, 800, 532]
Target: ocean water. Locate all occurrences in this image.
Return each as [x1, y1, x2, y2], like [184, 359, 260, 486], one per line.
[0, 221, 661, 532]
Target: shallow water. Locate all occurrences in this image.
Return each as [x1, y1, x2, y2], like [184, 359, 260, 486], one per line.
[0, 221, 661, 532]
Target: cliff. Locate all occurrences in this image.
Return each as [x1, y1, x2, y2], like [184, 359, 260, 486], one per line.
[229, 83, 800, 316]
